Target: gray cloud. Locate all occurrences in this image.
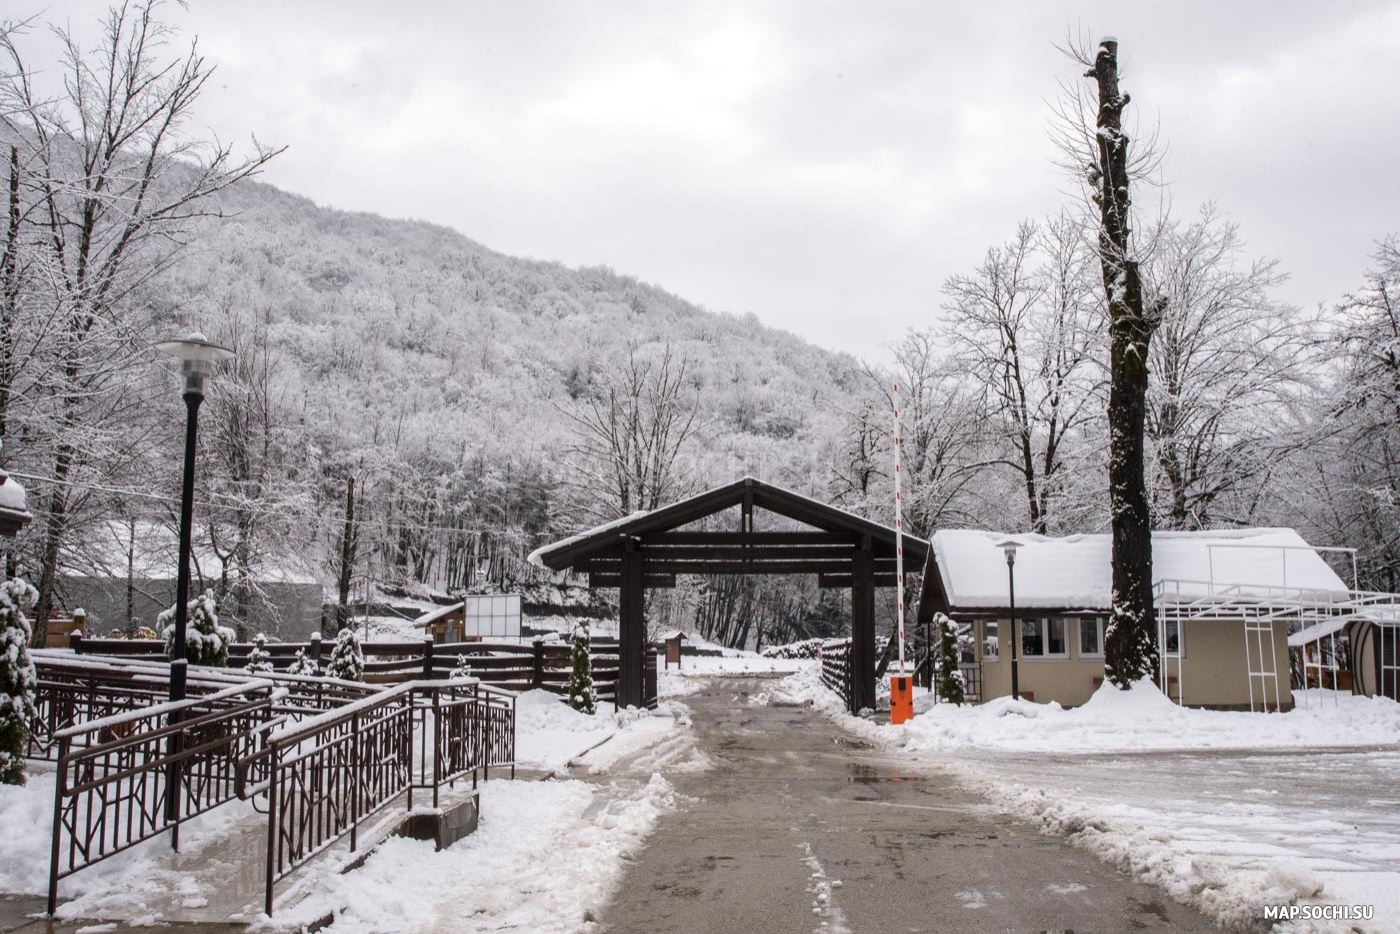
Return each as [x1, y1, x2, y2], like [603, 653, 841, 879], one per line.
[32, 0, 1400, 358]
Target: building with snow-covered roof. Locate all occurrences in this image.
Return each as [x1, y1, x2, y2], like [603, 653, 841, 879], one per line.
[414, 594, 522, 642]
[916, 528, 1362, 711]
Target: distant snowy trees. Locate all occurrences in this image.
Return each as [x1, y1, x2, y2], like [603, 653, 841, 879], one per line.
[942, 215, 1102, 534]
[561, 341, 702, 522]
[1297, 237, 1400, 589]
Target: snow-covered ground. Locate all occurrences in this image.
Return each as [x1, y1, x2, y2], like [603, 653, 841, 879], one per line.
[267, 775, 683, 934]
[774, 663, 1400, 933]
[1, 680, 699, 932]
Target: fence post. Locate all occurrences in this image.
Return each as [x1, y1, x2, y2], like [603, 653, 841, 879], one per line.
[310, 632, 323, 668]
[265, 748, 279, 919]
[350, 711, 360, 852]
[644, 645, 657, 710]
[531, 639, 544, 689]
[422, 637, 435, 679]
[68, 630, 82, 654]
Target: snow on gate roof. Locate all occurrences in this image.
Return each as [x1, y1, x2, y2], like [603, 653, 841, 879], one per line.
[932, 528, 1350, 610]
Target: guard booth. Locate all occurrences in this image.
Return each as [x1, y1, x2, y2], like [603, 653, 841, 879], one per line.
[528, 476, 928, 712]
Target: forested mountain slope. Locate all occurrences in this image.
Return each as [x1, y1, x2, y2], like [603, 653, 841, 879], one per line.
[149, 178, 864, 608]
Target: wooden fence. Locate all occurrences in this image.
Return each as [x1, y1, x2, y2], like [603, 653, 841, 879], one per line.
[820, 638, 854, 713]
[66, 633, 658, 709]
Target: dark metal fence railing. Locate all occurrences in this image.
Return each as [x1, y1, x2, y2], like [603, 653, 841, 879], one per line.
[236, 679, 518, 916]
[46, 681, 283, 915]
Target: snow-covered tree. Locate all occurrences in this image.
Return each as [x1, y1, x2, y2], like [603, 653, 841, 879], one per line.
[942, 215, 1104, 534]
[161, 591, 233, 667]
[1076, 37, 1163, 688]
[0, 3, 280, 645]
[449, 654, 472, 680]
[287, 649, 319, 677]
[245, 633, 273, 674]
[932, 613, 967, 706]
[1143, 205, 1308, 529]
[566, 619, 597, 715]
[326, 628, 365, 682]
[0, 578, 39, 785]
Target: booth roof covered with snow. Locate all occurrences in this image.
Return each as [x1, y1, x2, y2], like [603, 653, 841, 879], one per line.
[916, 528, 1357, 711]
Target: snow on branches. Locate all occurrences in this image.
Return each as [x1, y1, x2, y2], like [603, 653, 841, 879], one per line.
[161, 591, 234, 667]
[245, 633, 274, 673]
[0, 578, 39, 785]
[327, 628, 365, 682]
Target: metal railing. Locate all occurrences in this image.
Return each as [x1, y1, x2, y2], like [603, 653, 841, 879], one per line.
[46, 680, 283, 915]
[236, 679, 517, 916]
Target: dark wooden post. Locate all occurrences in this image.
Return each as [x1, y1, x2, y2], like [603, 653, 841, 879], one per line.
[68, 630, 83, 654]
[309, 631, 323, 669]
[619, 542, 646, 708]
[422, 636, 435, 679]
[850, 536, 876, 713]
[531, 639, 545, 689]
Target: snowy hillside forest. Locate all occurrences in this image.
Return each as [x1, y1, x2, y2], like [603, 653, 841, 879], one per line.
[1, 6, 1398, 650]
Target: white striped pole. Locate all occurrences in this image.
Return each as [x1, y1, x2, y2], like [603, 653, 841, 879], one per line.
[894, 381, 906, 675]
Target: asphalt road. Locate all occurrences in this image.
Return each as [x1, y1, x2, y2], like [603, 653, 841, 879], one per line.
[598, 678, 1218, 934]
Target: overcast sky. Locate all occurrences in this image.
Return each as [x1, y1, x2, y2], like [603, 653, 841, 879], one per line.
[27, 0, 1400, 362]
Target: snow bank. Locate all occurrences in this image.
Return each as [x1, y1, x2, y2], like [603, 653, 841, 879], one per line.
[513, 689, 621, 771]
[275, 775, 681, 933]
[960, 772, 1342, 931]
[776, 672, 1400, 754]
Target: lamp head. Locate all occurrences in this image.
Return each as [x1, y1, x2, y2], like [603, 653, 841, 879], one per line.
[998, 539, 1023, 567]
[155, 332, 235, 396]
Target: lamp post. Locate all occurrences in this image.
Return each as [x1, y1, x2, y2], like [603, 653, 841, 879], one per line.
[154, 333, 235, 705]
[999, 539, 1023, 701]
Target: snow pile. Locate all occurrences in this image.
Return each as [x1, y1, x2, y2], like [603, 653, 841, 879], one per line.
[823, 677, 1400, 754]
[513, 689, 617, 771]
[577, 702, 711, 776]
[281, 775, 680, 934]
[514, 690, 686, 772]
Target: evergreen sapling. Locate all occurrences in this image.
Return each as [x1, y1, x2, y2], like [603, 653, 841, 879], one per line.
[161, 590, 233, 667]
[245, 633, 273, 673]
[566, 619, 597, 714]
[327, 628, 365, 681]
[287, 648, 319, 677]
[933, 612, 967, 706]
[0, 578, 39, 786]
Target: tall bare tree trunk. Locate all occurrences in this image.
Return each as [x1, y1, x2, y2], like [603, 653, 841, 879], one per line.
[336, 475, 357, 631]
[1088, 38, 1162, 687]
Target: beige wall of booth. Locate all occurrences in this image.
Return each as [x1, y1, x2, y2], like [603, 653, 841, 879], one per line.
[969, 615, 1293, 710]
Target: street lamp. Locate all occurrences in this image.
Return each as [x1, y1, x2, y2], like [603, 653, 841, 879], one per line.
[998, 539, 1023, 701]
[154, 333, 234, 705]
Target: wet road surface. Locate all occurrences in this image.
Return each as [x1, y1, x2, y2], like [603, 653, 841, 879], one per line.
[599, 679, 1218, 934]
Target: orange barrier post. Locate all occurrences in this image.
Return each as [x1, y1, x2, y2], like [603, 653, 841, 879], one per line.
[890, 675, 913, 725]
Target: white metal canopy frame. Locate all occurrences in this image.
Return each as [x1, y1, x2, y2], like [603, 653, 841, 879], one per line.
[1155, 577, 1400, 712]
